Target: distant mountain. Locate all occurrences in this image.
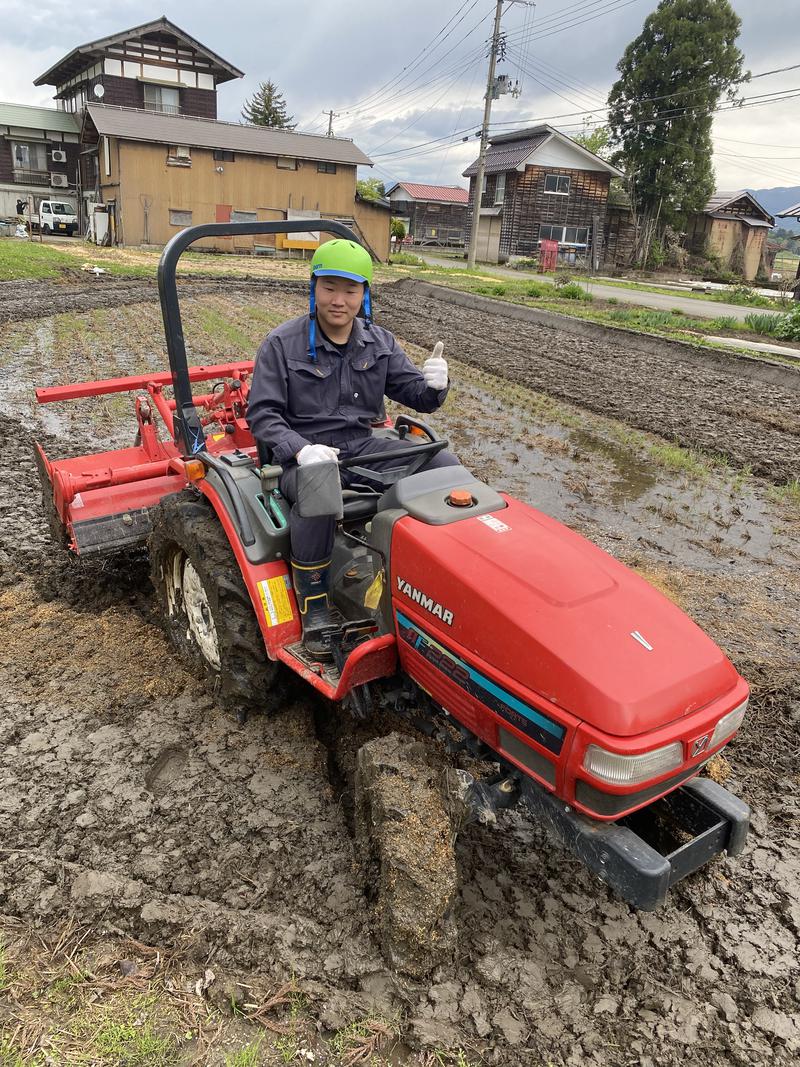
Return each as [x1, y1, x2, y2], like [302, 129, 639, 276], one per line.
[748, 186, 800, 231]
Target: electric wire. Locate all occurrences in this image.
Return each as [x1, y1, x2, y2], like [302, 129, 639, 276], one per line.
[335, 0, 485, 118]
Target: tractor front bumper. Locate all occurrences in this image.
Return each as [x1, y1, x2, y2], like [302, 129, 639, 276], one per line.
[520, 773, 749, 910]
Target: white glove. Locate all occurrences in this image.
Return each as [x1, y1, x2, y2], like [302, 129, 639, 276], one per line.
[296, 443, 340, 465]
[422, 341, 448, 391]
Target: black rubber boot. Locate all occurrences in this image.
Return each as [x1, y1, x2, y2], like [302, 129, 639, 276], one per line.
[291, 558, 334, 659]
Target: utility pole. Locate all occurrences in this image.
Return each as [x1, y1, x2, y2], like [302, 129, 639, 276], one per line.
[466, 0, 533, 269]
[325, 110, 339, 136]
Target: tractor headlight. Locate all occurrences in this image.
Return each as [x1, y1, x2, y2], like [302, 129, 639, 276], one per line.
[710, 699, 748, 748]
[583, 742, 683, 786]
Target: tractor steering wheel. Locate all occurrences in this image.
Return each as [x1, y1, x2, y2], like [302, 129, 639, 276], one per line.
[337, 439, 448, 488]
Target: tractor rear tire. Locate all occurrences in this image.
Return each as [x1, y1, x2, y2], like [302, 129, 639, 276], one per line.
[149, 490, 280, 717]
[354, 733, 458, 977]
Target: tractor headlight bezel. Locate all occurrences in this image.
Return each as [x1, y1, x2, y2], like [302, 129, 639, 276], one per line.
[710, 699, 748, 749]
[583, 741, 684, 786]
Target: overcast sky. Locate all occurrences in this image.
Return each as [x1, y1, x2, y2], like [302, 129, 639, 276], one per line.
[1, 0, 797, 196]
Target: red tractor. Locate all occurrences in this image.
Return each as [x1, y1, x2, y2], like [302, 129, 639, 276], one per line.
[36, 221, 749, 918]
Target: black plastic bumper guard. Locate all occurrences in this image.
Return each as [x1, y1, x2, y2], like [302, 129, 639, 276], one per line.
[520, 774, 750, 910]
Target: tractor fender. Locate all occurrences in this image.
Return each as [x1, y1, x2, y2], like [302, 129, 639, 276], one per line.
[194, 477, 300, 658]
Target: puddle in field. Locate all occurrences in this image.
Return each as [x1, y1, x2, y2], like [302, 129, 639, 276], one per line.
[432, 376, 799, 573]
[569, 428, 658, 504]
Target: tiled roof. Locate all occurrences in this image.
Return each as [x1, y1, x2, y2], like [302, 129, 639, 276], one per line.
[389, 182, 469, 204]
[463, 129, 550, 177]
[704, 190, 773, 224]
[0, 102, 79, 134]
[463, 124, 624, 178]
[84, 105, 373, 165]
[777, 201, 800, 218]
[35, 16, 243, 86]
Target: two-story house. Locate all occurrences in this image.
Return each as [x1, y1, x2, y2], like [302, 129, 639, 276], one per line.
[0, 103, 80, 219]
[463, 124, 623, 265]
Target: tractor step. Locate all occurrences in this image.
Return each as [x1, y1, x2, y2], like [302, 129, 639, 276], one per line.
[520, 774, 749, 910]
[283, 641, 342, 687]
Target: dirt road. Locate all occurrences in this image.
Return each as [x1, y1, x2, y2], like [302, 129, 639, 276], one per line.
[0, 278, 798, 1065]
[419, 254, 780, 323]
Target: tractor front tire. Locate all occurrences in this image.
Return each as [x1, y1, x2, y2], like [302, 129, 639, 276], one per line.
[149, 491, 280, 717]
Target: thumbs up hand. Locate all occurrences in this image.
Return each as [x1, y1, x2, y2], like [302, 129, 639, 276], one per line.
[422, 341, 448, 390]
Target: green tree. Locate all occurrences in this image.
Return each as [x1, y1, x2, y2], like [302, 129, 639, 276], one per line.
[356, 178, 386, 201]
[390, 217, 407, 239]
[607, 0, 746, 231]
[241, 80, 295, 128]
[573, 123, 610, 159]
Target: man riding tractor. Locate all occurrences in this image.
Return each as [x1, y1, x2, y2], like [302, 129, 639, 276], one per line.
[246, 239, 458, 658]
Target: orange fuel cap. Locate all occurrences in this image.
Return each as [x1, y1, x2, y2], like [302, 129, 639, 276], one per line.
[448, 489, 474, 507]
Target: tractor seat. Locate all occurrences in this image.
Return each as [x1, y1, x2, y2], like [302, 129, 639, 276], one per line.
[341, 489, 381, 521]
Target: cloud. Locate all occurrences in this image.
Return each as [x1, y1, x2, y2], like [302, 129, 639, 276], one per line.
[0, 0, 795, 192]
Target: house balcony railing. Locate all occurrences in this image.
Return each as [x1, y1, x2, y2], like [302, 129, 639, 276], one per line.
[143, 102, 182, 116]
[13, 168, 51, 186]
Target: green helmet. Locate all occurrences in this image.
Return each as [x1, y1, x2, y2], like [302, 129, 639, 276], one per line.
[310, 239, 373, 286]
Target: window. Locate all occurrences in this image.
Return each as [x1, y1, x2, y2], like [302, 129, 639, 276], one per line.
[12, 141, 47, 176]
[539, 224, 589, 246]
[317, 161, 337, 174]
[230, 210, 257, 223]
[167, 145, 191, 167]
[276, 157, 297, 170]
[169, 209, 192, 226]
[144, 83, 180, 115]
[494, 172, 506, 205]
[214, 149, 235, 162]
[544, 174, 570, 195]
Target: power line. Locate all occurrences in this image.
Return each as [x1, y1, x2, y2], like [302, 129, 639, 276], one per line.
[335, 0, 484, 118]
[370, 86, 800, 168]
[366, 61, 481, 155]
[335, 30, 490, 135]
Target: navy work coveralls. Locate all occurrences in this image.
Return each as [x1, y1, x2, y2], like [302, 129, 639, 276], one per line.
[247, 314, 458, 562]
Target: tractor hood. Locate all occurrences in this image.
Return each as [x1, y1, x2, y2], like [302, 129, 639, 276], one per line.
[390, 496, 739, 737]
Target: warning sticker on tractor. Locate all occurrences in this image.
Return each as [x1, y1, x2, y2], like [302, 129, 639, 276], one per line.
[477, 514, 510, 533]
[257, 575, 294, 627]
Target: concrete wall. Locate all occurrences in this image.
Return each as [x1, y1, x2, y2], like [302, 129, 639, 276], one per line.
[707, 218, 767, 281]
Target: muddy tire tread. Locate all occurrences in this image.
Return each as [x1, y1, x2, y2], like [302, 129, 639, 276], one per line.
[148, 490, 280, 716]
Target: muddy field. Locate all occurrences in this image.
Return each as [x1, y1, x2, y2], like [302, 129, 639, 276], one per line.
[0, 277, 799, 1065]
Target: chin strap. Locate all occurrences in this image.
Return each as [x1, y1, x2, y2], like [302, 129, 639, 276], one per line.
[363, 285, 373, 330]
[307, 278, 318, 362]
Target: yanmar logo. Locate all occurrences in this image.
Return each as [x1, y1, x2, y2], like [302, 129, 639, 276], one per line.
[396, 577, 454, 625]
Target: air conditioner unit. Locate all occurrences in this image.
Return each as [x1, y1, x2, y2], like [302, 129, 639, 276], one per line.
[50, 149, 67, 163]
[50, 173, 69, 188]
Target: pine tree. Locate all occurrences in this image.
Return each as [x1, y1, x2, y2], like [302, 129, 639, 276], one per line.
[607, 0, 745, 234]
[241, 80, 295, 128]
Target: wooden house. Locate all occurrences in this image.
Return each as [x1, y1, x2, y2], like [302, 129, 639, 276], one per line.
[463, 124, 623, 265]
[686, 191, 774, 281]
[385, 182, 469, 246]
[0, 103, 80, 220]
[34, 16, 243, 120]
[80, 104, 386, 254]
[23, 15, 388, 256]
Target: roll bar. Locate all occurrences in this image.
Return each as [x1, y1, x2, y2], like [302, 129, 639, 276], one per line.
[157, 220, 361, 457]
